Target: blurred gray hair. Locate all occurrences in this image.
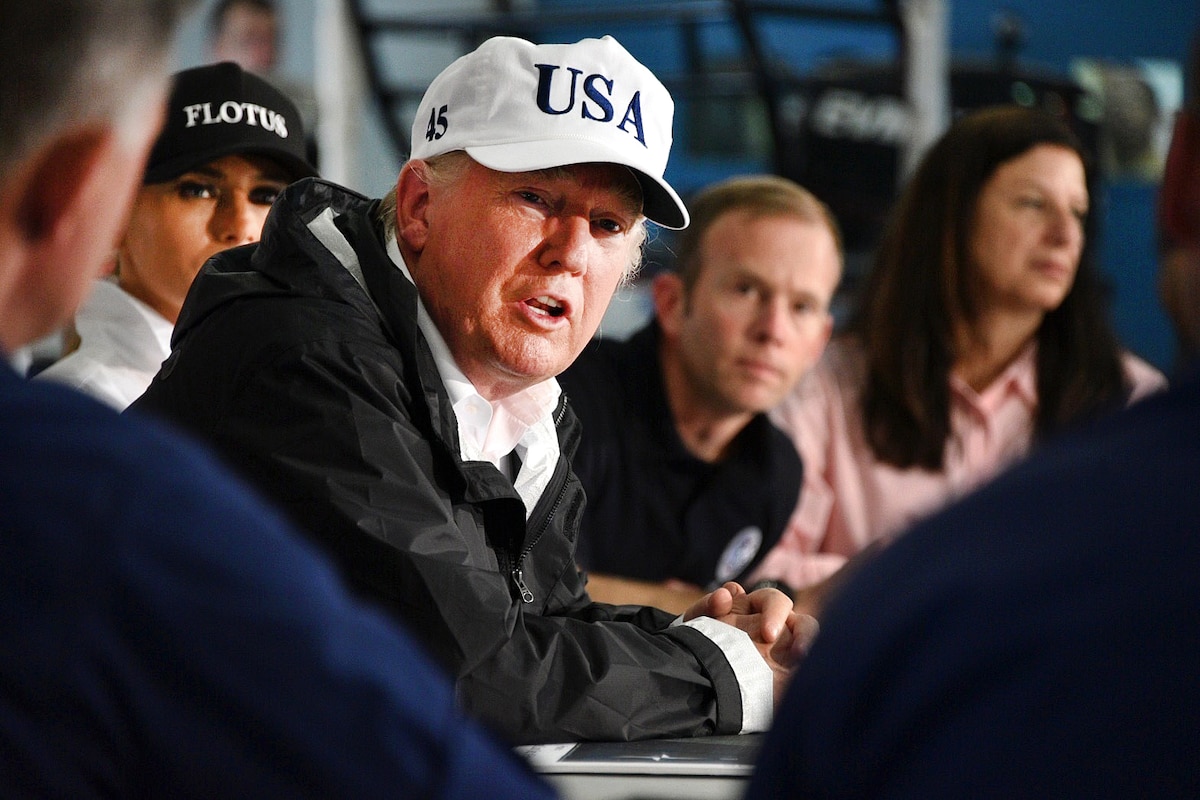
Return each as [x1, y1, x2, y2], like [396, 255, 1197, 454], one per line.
[0, 0, 197, 175]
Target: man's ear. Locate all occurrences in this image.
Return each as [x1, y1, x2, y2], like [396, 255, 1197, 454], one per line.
[12, 127, 113, 247]
[814, 309, 835, 357]
[0, 125, 130, 350]
[395, 161, 432, 252]
[652, 271, 687, 337]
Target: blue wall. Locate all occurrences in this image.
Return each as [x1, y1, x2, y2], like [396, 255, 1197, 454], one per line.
[179, 0, 1198, 370]
[542, 0, 1199, 372]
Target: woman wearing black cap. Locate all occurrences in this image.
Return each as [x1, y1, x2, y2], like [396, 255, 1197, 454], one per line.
[37, 61, 317, 409]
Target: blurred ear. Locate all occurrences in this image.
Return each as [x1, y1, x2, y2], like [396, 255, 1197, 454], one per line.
[0, 124, 144, 349]
[395, 161, 432, 253]
[13, 127, 113, 249]
[652, 271, 687, 337]
[820, 310, 834, 345]
[815, 310, 835, 360]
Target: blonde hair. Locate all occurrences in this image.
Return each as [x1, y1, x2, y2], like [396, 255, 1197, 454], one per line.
[673, 174, 843, 293]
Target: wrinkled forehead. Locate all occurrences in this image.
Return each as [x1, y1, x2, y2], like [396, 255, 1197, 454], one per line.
[983, 144, 1088, 202]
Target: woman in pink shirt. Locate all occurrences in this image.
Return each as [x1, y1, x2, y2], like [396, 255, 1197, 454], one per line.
[754, 106, 1166, 597]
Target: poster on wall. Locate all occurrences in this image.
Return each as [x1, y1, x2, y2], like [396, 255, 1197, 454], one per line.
[1072, 57, 1183, 182]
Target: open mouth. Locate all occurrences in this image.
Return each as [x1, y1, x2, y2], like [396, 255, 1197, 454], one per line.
[527, 295, 566, 318]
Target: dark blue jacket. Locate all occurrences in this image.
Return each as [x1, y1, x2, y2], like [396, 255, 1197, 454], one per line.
[749, 366, 1200, 798]
[0, 364, 551, 798]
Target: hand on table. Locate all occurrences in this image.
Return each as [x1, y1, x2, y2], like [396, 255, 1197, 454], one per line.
[684, 581, 820, 704]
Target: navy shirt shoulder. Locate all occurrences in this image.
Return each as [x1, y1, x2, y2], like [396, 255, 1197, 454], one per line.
[560, 324, 802, 588]
[0, 368, 552, 798]
[749, 368, 1200, 798]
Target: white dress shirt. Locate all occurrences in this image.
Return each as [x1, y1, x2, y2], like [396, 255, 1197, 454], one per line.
[35, 279, 173, 411]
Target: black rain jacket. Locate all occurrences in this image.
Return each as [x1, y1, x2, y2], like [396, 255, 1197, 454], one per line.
[133, 178, 748, 744]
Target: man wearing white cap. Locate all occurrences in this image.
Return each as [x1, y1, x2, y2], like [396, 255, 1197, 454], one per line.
[134, 35, 811, 744]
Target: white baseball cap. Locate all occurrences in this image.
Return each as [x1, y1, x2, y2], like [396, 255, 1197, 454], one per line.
[410, 35, 689, 229]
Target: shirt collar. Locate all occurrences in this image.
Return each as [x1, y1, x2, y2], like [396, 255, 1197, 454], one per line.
[383, 233, 561, 468]
[1004, 342, 1039, 405]
[950, 340, 1038, 412]
[80, 278, 175, 362]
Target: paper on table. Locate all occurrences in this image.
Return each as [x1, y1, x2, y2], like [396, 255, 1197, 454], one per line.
[517, 734, 762, 776]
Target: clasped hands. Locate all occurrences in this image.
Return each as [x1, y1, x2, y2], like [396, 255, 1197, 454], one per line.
[683, 581, 819, 705]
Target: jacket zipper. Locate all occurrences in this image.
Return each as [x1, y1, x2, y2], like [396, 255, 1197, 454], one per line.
[510, 481, 567, 604]
[510, 402, 571, 604]
[511, 567, 535, 604]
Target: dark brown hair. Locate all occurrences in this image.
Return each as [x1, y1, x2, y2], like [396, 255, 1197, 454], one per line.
[851, 105, 1128, 469]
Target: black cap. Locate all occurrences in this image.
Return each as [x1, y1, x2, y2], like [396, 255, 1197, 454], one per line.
[143, 62, 317, 184]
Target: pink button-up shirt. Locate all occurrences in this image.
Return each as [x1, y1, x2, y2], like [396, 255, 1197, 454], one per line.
[751, 337, 1167, 590]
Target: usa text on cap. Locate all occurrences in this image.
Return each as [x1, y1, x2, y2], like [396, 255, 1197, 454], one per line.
[410, 36, 689, 230]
